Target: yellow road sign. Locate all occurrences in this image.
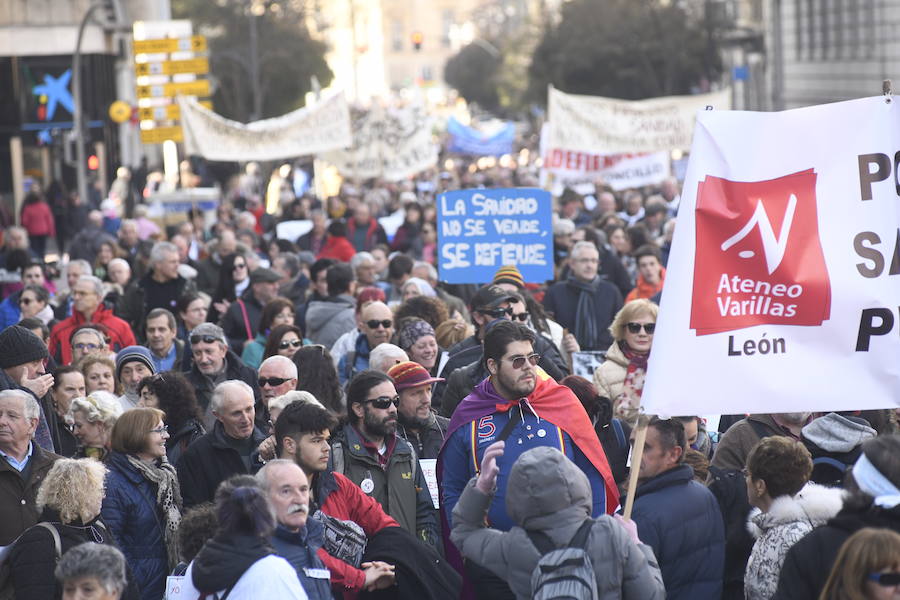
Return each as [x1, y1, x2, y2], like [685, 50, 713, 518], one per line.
[135, 57, 210, 77]
[135, 80, 211, 99]
[133, 35, 207, 55]
[108, 100, 132, 123]
[140, 126, 184, 144]
[137, 101, 212, 121]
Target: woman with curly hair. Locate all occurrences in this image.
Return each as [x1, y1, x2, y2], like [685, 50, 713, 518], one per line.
[137, 372, 205, 465]
[69, 391, 123, 460]
[394, 295, 449, 330]
[293, 345, 343, 414]
[241, 297, 296, 369]
[262, 324, 303, 361]
[7, 458, 141, 600]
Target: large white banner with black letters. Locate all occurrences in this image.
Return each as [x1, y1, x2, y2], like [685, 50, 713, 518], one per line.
[643, 96, 900, 417]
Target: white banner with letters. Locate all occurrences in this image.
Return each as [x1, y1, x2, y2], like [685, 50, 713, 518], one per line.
[178, 92, 352, 161]
[548, 86, 730, 154]
[322, 104, 438, 181]
[643, 96, 900, 417]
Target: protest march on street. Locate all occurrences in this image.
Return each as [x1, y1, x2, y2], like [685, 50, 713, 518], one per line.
[3, 1, 900, 599]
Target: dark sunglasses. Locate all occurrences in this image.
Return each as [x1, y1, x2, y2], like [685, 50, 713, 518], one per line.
[18, 298, 36, 305]
[364, 395, 400, 409]
[233, 263, 247, 270]
[626, 322, 656, 334]
[503, 353, 540, 369]
[479, 306, 513, 319]
[511, 313, 529, 322]
[868, 572, 900, 586]
[366, 319, 392, 329]
[278, 339, 303, 350]
[190, 334, 222, 345]
[259, 376, 291, 387]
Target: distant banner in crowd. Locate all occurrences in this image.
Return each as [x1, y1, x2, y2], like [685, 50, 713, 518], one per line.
[541, 147, 671, 194]
[644, 96, 900, 418]
[323, 105, 438, 182]
[547, 86, 730, 155]
[446, 116, 515, 156]
[178, 92, 352, 161]
[437, 187, 553, 284]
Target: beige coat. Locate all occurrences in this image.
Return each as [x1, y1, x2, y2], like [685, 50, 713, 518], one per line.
[593, 341, 643, 425]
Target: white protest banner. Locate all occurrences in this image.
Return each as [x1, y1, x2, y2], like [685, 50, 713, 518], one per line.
[322, 104, 438, 182]
[419, 458, 439, 509]
[542, 147, 671, 194]
[178, 92, 352, 161]
[437, 188, 554, 284]
[548, 86, 730, 155]
[643, 96, 900, 418]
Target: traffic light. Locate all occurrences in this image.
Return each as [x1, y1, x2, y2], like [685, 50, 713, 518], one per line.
[411, 31, 423, 51]
[87, 154, 99, 171]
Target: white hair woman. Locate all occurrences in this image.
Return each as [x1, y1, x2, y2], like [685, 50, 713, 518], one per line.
[55, 542, 129, 600]
[68, 391, 122, 461]
[8, 458, 140, 599]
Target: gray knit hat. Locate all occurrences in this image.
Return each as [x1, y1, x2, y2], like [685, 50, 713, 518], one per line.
[115, 346, 156, 380]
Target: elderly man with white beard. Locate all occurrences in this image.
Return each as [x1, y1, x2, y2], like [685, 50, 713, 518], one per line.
[259, 459, 332, 600]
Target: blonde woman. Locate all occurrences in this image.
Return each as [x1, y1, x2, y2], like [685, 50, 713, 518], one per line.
[7, 458, 140, 599]
[69, 391, 122, 460]
[593, 298, 658, 425]
[819, 528, 900, 600]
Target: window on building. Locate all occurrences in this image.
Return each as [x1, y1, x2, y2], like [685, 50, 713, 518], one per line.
[864, 0, 876, 58]
[820, 0, 829, 59]
[807, 0, 816, 58]
[847, 0, 859, 57]
[795, 0, 804, 59]
[833, 0, 843, 59]
[392, 20, 403, 52]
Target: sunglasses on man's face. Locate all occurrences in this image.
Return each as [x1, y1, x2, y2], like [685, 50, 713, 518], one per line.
[259, 376, 291, 388]
[233, 263, 247, 270]
[364, 395, 400, 409]
[278, 339, 303, 350]
[366, 319, 392, 330]
[511, 313, 529, 322]
[868, 572, 900, 586]
[479, 306, 513, 319]
[502, 353, 541, 369]
[190, 335, 221, 345]
[626, 322, 656, 334]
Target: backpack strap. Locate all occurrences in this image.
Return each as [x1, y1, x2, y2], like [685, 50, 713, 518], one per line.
[749, 418, 776, 441]
[237, 299, 253, 340]
[611, 418, 626, 451]
[34, 522, 61, 560]
[568, 519, 594, 550]
[527, 529, 557, 555]
[812, 456, 850, 472]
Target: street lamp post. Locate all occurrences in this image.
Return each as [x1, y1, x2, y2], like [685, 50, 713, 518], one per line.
[73, 2, 103, 209]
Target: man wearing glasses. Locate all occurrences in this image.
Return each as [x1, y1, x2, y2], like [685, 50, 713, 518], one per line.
[257, 355, 298, 410]
[542, 240, 623, 351]
[438, 320, 620, 600]
[337, 301, 394, 385]
[331, 370, 438, 548]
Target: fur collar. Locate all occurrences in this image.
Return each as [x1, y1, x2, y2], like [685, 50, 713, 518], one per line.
[747, 482, 844, 539]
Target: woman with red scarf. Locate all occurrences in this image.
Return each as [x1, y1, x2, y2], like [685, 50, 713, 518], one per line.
[593, 298, 658, 426]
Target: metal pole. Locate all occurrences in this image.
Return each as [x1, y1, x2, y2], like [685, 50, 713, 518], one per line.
[249, 11, 262, 121]
[73, 2, 102, 208]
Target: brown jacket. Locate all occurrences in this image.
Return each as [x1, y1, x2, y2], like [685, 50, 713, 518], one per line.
[710, 414, 785, 472]
[0, 443, 61, 544]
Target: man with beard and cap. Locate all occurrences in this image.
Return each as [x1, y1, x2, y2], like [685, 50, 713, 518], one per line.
[115, 345, 156, 410]
[330, 370, 438, 548]
[438, 319, 619, 600]
[260, 459, 332, 600]
[387, 361, 447, 460]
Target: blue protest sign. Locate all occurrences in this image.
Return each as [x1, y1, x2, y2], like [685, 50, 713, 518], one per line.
[437, 188, 553, 284]
[446, 116, 515, 157]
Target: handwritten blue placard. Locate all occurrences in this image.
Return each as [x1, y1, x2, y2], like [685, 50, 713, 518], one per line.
[437, 187, 553, 284]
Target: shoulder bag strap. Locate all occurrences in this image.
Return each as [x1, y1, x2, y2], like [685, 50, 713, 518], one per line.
[611, 418, 626, 450]
[475, 406, 522, 474]
[237, 299, 253, 340]
[35, 522, 61, 560]
[332, 440, 345, 475]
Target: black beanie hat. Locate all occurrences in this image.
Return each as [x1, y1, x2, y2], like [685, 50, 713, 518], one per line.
[0, 325, 49, 369]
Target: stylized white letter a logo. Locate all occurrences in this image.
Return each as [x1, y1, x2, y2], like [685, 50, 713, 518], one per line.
[720, 194, 797, 275]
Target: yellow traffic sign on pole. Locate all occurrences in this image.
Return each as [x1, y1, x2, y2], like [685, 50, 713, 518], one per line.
[140, 126, 184, 144]
[136, 80, 211, 99]
[133, 35, 207, 55]
[135, 57, 210, 77]
[137, 101, 212, 121]
[108, 100, 132, 123]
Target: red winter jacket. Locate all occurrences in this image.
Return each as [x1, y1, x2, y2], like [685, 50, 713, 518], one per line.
[49, 303, 137, 364]
[314, 470, 398, 596]
[317, 236, 356, 263]
[21, 202, 55, 237]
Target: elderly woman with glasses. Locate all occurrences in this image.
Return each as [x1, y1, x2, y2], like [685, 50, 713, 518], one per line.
[7, 459, 141, 600]
[69, 391, 123, 461]
[593, 298, 658, 426]
[102, 407, 182, 600]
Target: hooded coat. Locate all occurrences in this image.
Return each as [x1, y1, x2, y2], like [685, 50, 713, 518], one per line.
[450, 446, 665, 600]
[744, 483, 844, 600]
[801, 413, 876, 486]
[305, 294, 357, 349]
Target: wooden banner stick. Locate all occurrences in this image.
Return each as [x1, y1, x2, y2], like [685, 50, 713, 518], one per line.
[622, 413, 651, 521]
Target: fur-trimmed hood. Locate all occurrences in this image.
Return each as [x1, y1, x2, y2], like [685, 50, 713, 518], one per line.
[747, 482, 844, 539]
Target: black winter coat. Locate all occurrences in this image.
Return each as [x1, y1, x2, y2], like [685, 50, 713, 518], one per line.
[177, 421, 267, 508]
[183, 349, 264, 430]
[773, 503, 900, 600]
[8, 507, 140, 600]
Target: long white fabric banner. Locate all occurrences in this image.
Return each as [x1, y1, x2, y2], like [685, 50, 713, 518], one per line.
[643, 96, 900, 417]
[548, 86, 730, 154]
[323, 104, 438, 181]
[178, 92, 352, 161]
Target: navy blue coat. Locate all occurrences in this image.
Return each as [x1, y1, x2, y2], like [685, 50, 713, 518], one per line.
[629, 464, 725, 600]
[270, 520, 332, 600]
[101, 452, 169, 600]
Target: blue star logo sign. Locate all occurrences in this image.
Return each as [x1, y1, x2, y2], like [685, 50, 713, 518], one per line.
[33, 69, 74, 121]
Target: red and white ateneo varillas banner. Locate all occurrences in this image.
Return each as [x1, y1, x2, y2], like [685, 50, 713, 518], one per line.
[643, 96, 900, 417]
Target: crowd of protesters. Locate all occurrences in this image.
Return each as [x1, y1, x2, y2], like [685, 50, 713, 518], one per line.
[0, 156, 898, 600]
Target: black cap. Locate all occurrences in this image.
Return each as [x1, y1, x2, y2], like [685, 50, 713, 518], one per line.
[249, 267, 281, 284]
[0, 326, 48, 369]
[470, 284, 517, 312]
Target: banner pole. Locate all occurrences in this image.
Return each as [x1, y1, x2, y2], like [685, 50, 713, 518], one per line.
[623, 413, 651, 521]
[563, 327, 574, 373]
